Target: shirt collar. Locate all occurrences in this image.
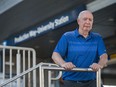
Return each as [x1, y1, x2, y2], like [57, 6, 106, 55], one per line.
[74, 28, 92, 40]
[74, 28, 80, 37]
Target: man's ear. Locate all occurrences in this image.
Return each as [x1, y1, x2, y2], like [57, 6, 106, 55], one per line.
[77, 19, 80, 24]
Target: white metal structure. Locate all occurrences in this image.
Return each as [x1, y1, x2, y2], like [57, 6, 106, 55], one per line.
[0, 45, 101, 87]
[39, 63, 101, 87]
[0, 62, 101, 87]
[0, 45, 36, 87]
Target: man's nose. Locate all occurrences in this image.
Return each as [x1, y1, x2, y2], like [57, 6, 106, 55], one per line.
[86, 19, 91, 23]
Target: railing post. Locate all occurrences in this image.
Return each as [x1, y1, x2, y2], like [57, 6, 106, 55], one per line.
[28, 51, 31, 87]
[23, 50, 26, 87]
[33, 50, 36, 87]
[97, 69, 101, 87]
[9, 49, 12, 87]
[48, 64, 51, 87]
[16, 50, 21, 87]
[2, 48, 5, 82]
[39, 64, 45, 87]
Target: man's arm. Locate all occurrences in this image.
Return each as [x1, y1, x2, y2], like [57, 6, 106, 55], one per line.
[52, 52, 75, 70]
[90, 53, 108, 71]
[98, 53, 108, 68]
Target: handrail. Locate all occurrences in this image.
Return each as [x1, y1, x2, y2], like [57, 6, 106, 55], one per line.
[0, 45, 35, 51]
[0, 63, 40, 87]
[0, 63, 101, 87]
[42, 66, 93, 71]
[39, 63, 101, 87]
[0, 45, 36, 87]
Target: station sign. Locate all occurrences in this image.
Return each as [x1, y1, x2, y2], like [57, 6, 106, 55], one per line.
[2, 5, 86, 46]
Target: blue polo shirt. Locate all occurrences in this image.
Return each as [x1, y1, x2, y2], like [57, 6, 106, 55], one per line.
[54, 29, 107, 81]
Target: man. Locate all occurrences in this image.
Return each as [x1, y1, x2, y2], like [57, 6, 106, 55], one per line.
[52, 10, 108, 87]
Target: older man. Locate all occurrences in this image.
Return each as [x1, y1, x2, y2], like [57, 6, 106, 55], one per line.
[52, 10, 108, 87]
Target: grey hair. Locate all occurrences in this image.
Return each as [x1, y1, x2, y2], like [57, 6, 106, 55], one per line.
[77, 10, 92, 19]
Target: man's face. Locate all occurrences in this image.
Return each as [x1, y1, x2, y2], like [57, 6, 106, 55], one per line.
[77, 12, 93, 32]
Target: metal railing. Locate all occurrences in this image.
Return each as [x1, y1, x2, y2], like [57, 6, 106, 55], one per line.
[39, 63, 101, 87]
[0, 62, 101, 87]
[0, 45, 36, 87]
[0, 63, 40, 87]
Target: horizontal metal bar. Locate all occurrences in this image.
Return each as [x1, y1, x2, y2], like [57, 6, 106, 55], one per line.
[42, 66, 93, 72]
[0, 45, 35, 51]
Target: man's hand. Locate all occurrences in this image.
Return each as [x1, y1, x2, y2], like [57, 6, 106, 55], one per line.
[90, 63, 103, 71]
[61, 62, 76, 70]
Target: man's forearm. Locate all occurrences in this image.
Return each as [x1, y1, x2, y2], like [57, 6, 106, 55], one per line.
[52, 52, 66, 66]
[52, 52, 76, 70]
[98, 53, 108, 68]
